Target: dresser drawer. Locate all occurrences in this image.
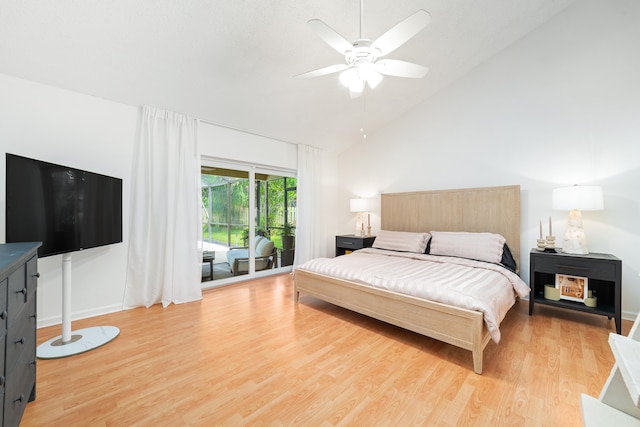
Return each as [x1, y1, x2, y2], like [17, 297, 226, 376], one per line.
[6, 299, 36, 370]
[7, 264, 28, 325]
[4, 346, 36, 427]
[0, 333, 5, 392]
[0, 278, 7, 333]
[6, 316, 36, 367]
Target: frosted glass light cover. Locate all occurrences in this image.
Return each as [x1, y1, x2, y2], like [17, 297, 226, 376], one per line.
[339, 68, 358, 88]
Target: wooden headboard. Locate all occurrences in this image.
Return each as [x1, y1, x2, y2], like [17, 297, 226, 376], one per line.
[381, 185, 521, 269]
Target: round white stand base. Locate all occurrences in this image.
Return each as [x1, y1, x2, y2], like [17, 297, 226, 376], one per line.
[37, 326, 120, 359]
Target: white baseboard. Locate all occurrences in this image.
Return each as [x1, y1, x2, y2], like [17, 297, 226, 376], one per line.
[37, 304, 123, 329]
[622, 310, 638, 322]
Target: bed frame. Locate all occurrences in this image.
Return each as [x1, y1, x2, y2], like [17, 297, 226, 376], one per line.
[294, 185, 521, 374]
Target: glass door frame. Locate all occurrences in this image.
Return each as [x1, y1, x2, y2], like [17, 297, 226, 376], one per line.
[201, 156, 296, 288]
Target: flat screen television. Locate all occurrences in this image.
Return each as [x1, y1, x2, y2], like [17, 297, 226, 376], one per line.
[5, 153, 123, 257]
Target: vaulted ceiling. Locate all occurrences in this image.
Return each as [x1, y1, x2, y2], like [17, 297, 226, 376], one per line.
[0, 0, 577, 152]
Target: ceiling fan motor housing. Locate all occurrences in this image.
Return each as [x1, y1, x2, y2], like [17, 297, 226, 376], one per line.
[345, 40, 380, 66]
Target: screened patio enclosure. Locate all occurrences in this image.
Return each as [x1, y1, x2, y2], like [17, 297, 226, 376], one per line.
[201, 166, 296, 281]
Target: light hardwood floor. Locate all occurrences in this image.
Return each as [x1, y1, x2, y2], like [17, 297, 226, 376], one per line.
[22, 273, 629, 426]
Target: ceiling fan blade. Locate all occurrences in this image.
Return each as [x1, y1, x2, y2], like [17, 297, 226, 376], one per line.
[375, 59, 428, 78]
[372, 10, 431, 57]
[294, 63, 350, 79]
[308, 19, 354, 55]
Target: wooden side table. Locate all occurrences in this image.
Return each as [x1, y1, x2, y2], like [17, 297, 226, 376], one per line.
[529, 249, 622, 334]
[203, 251, 215, 281]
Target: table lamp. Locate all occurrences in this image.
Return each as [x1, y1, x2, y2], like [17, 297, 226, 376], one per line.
[552, 185, 603, 254]
[350, 198, 371, 237]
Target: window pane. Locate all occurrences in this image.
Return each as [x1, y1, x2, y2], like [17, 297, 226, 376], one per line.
[201, 168, 250, 280]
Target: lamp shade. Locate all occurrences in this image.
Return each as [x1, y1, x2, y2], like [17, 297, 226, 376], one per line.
[350, 198, 369, 213]
[552, 186, 604, 211]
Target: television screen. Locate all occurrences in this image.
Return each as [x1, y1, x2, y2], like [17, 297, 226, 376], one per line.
[6, 153, 123, 257]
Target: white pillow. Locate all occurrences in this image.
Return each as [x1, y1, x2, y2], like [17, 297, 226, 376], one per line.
[254, 235, 266, 249]
[256, 238, 274, 257]
[372, 230, 431, 253]
[429, 231, 506, 264]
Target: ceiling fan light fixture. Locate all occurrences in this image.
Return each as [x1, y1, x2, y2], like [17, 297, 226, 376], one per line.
[339, 68, 358, 88]
[365, 70, 383, 89]
[350, 78, 364, 93]
[340, 61, 382, 92]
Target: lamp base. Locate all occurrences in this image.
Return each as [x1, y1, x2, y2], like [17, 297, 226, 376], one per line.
[354, 212, 367, 237]
[561, 209, 589, 254]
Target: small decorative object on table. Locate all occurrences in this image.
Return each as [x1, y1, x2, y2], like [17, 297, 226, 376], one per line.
[544, 284, 561, 300]
[585, 290, 597, 307]
[544, 235, 556, 252]
[544, 217, 556, 252]
[556, 274, 588, 302]
[536, 220, 551, 251]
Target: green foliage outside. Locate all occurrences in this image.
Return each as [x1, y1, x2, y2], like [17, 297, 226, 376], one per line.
[201, 174, 296, 250]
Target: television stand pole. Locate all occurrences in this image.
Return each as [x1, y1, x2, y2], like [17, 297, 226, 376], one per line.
[36, 253, 120, 359]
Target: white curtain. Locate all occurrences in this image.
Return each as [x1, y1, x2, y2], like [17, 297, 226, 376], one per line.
[124, 106, 202, 308]
[293, 144, 324, 267]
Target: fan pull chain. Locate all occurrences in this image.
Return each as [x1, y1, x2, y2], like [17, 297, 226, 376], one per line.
[361, 93, 367, 139]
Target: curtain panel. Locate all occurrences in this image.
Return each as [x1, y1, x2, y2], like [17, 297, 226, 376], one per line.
[124, 106, 202, 308]
[293, 144, 324, 267]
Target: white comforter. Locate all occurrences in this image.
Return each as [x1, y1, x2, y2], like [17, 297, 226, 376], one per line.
[295, 248, 530, 343]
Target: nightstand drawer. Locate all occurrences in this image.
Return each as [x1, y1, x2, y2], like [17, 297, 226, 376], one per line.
[336, 236, 366, 249]
[533, 256, 617, 281]
[335, 235, 376, 256]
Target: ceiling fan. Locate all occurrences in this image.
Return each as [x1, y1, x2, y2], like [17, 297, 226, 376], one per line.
[295, 0, 431, 98]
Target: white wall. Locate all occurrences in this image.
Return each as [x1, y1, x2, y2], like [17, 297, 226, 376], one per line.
[0, 74, 312, 327]
[0, 73, 136, 327]
[199, 122, 297, 171]
[336, 0, 640, 318]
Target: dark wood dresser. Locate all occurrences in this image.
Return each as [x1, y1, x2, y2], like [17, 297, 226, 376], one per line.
[0, 242, 40, 426]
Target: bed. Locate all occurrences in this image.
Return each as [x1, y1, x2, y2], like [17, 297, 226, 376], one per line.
[293, 185, 526, 374]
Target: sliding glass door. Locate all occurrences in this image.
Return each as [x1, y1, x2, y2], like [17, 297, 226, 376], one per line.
[201, 160, 296, 285]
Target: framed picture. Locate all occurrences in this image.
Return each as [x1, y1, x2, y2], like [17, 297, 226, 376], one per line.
[555, 274, 588, 302]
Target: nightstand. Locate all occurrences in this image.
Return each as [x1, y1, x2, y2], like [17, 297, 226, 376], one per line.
[529, 249, 622, 334]
[335, 235, 376, 257]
